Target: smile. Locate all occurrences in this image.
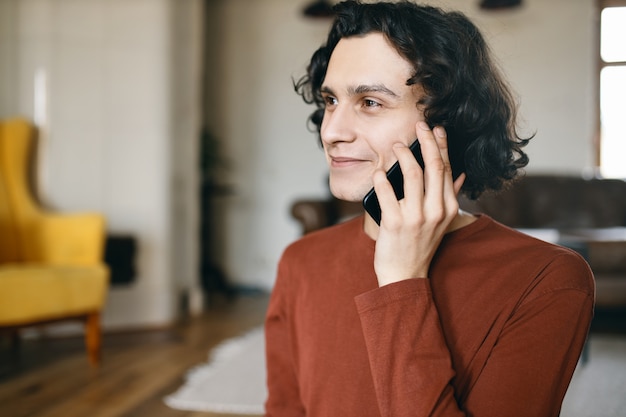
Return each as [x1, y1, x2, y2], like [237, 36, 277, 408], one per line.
[330, 156, 367, 168]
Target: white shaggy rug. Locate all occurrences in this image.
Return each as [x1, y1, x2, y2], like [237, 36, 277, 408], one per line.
[164, 328, 626, 416]
[164, 327, 266, 414]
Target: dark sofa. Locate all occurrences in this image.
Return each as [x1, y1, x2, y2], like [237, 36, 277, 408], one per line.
[460, 175, 626, 310]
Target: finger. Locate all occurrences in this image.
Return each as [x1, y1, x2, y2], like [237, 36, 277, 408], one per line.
[392, 142, 424, 212]
[415, 122, 446, 206]
[433, 126, 453, 169]
[453, 173, 466, 195]
[431, 126, 462, 215]
[433, 126, 466, 196]
[372, 169, 401, 226]
[417, 121, 446, 179]
[432, 126, 455, 194]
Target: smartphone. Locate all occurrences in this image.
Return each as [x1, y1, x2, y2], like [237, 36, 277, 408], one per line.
[362, 139, 463, 225]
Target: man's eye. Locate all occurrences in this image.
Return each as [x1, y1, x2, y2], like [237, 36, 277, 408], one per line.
[324, 96, 338, 106]
[363, 99, 380, 108]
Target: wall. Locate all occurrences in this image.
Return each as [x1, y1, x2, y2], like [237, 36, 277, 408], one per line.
[203, 0, 332, 293]
[454, 0, 597, 172]
[0, 0, 203, 329]
[205, 0, 597, 291]
[0, 0, 598, 328]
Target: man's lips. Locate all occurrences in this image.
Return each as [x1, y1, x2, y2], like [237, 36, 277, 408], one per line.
[330, 156, 368, 168]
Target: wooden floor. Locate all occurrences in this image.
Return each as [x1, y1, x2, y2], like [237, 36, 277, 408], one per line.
[2, 292, 625, 417]
[0, 293, 269, 417]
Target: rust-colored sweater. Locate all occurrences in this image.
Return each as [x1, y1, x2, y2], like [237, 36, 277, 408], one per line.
[264, 215, 594, 417]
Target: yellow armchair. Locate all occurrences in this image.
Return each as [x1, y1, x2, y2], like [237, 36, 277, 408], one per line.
[0, 117, 109, 366]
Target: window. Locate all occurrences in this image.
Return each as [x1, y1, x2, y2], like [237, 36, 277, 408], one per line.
[598, 1, 626, 178]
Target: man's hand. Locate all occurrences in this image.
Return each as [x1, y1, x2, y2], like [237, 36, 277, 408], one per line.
[372, 121, 465, 287]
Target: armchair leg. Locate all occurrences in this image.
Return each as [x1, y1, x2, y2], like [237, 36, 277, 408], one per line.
[84, 312, 101, 367]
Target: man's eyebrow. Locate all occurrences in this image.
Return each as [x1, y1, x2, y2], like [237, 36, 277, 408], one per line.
[320, 84, 400, 98]
[320, 86, 335, 95]
[350, 84, 399, 97]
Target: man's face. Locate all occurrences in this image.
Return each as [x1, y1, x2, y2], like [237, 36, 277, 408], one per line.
[320, 32, 424, 202]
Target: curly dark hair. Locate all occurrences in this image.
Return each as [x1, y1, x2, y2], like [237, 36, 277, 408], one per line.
[295, 0, 531, 199]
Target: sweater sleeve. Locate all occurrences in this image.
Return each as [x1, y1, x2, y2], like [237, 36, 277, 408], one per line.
[355, 279, 465, 417]
[264, 256, 306, 417]
[355, 264, 594, 417]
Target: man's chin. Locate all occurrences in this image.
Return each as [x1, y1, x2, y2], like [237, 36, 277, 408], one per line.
[329, 184, 370, 203]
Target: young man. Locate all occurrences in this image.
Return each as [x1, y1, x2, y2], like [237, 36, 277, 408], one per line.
[264, 1, 594, 416]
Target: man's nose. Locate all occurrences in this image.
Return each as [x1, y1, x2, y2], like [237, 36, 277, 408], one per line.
[320, 104, 357, 146]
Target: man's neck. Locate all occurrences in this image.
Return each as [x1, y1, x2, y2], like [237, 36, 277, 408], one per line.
[363, 209, 477, 240]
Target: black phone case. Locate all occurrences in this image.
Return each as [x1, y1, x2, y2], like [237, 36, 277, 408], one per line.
[362, 139, 462, 225]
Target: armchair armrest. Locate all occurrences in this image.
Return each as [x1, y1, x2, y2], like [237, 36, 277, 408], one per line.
[291, 198, 364, 235]
[291, 200, 332, 235]
[36, 212, 106, 265]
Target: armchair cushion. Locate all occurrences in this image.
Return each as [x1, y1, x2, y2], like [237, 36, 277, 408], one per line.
[0, 154, 19, 263]
[0, 264, 108, 326]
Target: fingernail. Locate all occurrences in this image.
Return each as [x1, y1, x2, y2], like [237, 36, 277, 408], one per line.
[434, 126, 446, 137]
[418, 121, 430, 130]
